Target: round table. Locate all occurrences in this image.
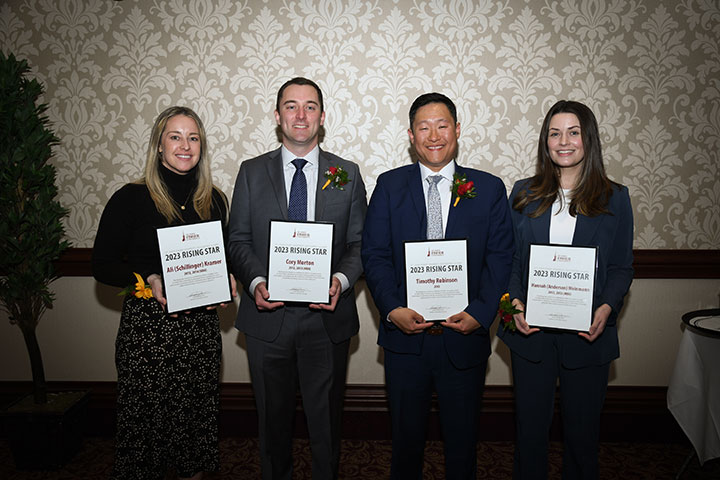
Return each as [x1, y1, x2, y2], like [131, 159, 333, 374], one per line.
[667, 308, 720, 466]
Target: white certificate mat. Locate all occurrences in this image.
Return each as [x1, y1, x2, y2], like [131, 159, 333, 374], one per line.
[267, 220, 333, 303]
[405, 239, 468, 321]
[525, 244, 597, 331]
[156, 220, 231, 314]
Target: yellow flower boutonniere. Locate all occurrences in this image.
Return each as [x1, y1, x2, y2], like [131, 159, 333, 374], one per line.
[451, 173, 477, 207]
[322, 166, 350, 190]
[498, 293, 522, 332]
[119, 272, 153, 300]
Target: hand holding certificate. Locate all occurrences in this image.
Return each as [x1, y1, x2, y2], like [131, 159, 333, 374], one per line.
[525, 244, 597, 331]
[156, 220, 232, 314]
[405, 239, 468, 321]
[267, 220, 334, 303]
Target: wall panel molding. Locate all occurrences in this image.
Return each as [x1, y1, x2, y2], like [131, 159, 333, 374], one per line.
[0, 381, 685, 443]
[631, 249, 720, 278]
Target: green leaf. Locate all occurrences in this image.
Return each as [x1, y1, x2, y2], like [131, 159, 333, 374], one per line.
[0, 52, 70, 399]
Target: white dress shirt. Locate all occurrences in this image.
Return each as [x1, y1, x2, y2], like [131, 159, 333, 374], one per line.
[386, 162, 455, 323]
[250, 145, 349, 297]
[281, 145, 319, 221]
[549, 189, 577, 245]
[419, 161, 455, 238]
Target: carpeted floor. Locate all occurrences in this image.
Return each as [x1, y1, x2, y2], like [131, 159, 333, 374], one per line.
[2, 437, 718, 479]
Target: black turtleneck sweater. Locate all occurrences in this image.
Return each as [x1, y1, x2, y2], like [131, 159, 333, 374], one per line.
[92, 165, 227, 288]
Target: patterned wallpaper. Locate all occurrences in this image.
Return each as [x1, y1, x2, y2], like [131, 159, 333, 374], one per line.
[1, 0, 718, 249]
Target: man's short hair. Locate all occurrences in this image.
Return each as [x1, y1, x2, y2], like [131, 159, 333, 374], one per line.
[409, 92, 457, 129]
[276, 77, 324, 112]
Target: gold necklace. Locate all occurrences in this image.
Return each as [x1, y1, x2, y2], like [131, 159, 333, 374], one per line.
[179, 189, 194, 211]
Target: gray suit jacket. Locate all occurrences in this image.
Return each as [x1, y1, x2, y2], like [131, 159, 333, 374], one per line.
[228, 147, 367, 343]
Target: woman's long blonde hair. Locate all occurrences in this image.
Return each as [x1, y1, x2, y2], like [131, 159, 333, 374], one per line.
[140, 106, 223, 223]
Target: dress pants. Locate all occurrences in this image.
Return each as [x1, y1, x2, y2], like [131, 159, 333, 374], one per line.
[246, 307, 349, 480]
[384, 334, 487, 480]
[510, 339, 610, 480]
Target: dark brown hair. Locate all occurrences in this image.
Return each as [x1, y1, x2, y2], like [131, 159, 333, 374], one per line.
[276, 77, 324, 113]
[409, 92, 457, 130]
[513, 100, 616, 218]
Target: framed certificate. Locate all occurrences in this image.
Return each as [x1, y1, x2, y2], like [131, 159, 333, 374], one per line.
[525, 244, 598, 331]
[156, 220, 232, 314]
[404, 239, 468, 321]
[267, 220, 334, 303]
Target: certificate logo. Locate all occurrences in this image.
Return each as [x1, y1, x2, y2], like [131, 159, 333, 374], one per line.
[293, 229, 310, 239]
[552, 252, 571, 262]
[427, 248, 445, 257]
[182, 231, 201, 242]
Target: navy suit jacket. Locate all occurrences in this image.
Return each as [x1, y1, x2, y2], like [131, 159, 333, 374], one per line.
[228, 147, 367, 344]
[361, 162, 514, 369]
[498, 178, 634, 368]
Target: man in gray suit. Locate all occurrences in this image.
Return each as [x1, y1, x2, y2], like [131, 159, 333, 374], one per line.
[228, 77, 367, 479]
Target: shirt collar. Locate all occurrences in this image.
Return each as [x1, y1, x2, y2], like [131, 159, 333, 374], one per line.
[282, 145, 319, 167]
[419, 161, 455, 184]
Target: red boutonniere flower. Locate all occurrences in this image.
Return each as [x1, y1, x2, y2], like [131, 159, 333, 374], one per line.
[498, 293, 523, 332]
[322, 166, 350, 190]
[452, 173, 476, 207]
[118, 272, 153, 300]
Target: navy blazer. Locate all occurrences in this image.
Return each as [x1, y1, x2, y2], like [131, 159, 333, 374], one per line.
[498, 178, 634, 368]
[362, 162, 514, 369]
[228, 147, 367, 344]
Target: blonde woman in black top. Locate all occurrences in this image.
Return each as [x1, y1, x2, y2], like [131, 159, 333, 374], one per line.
[93, 106, 233, 480]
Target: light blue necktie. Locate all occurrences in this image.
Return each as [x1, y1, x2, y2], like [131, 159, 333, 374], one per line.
[427, 175, 443, 239]
[288, 158, 307, 221]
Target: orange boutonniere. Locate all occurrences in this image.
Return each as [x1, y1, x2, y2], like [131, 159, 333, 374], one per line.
[119, 272, 153, 300]
[498, 293, 522, 332]
[452, 173, 476, 206]
[322, 166, 350, 190]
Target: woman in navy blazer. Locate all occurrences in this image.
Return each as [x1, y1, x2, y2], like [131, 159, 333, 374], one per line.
[498, 100, 634, 479]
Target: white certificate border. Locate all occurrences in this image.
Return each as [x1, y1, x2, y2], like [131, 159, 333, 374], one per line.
[267, 219, 335, 303]
[526, 243, 598, 332]
[404, 238, 469, 322]
[157, 220, 231, 314]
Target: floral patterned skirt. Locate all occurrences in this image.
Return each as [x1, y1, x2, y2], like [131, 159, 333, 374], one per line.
[112, 296, 221, 480]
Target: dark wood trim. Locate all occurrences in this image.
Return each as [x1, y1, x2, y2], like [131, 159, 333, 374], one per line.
[632, 249, 720, 278]
[0, 382, 685, 443]
[55, 247, 93, 277]
[55, 248, 720, 278]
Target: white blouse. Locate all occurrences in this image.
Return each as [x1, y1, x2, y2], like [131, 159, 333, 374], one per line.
[549, 189, 577, 245]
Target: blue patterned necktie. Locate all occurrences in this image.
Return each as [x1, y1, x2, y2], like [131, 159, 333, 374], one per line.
[288, 158, 308, 221]
[427, 175, 443, 239]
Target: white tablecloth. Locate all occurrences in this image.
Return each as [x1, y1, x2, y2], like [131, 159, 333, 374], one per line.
[667, 326, 720, 464]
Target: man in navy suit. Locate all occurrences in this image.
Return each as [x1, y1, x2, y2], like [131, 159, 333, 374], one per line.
[229, 77, 367, 479]
[361, 93, 514, 479]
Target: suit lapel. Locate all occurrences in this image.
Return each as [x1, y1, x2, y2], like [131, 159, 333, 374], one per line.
[315, 151, 329, 220]
[572, 214, 603, 246]
[264, 148, 288, 219]
[407, 163, 427, 238]
[531, 203, 551, 244]
[445, 162, 461, 237]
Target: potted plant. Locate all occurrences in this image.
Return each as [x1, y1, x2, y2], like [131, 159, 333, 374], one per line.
[0, 51, 88, 470]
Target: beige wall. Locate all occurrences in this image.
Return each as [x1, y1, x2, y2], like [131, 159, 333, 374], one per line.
[1, 2, 719, 386]
[1, 0, 719, 249]
[1, 277, 718, 386]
